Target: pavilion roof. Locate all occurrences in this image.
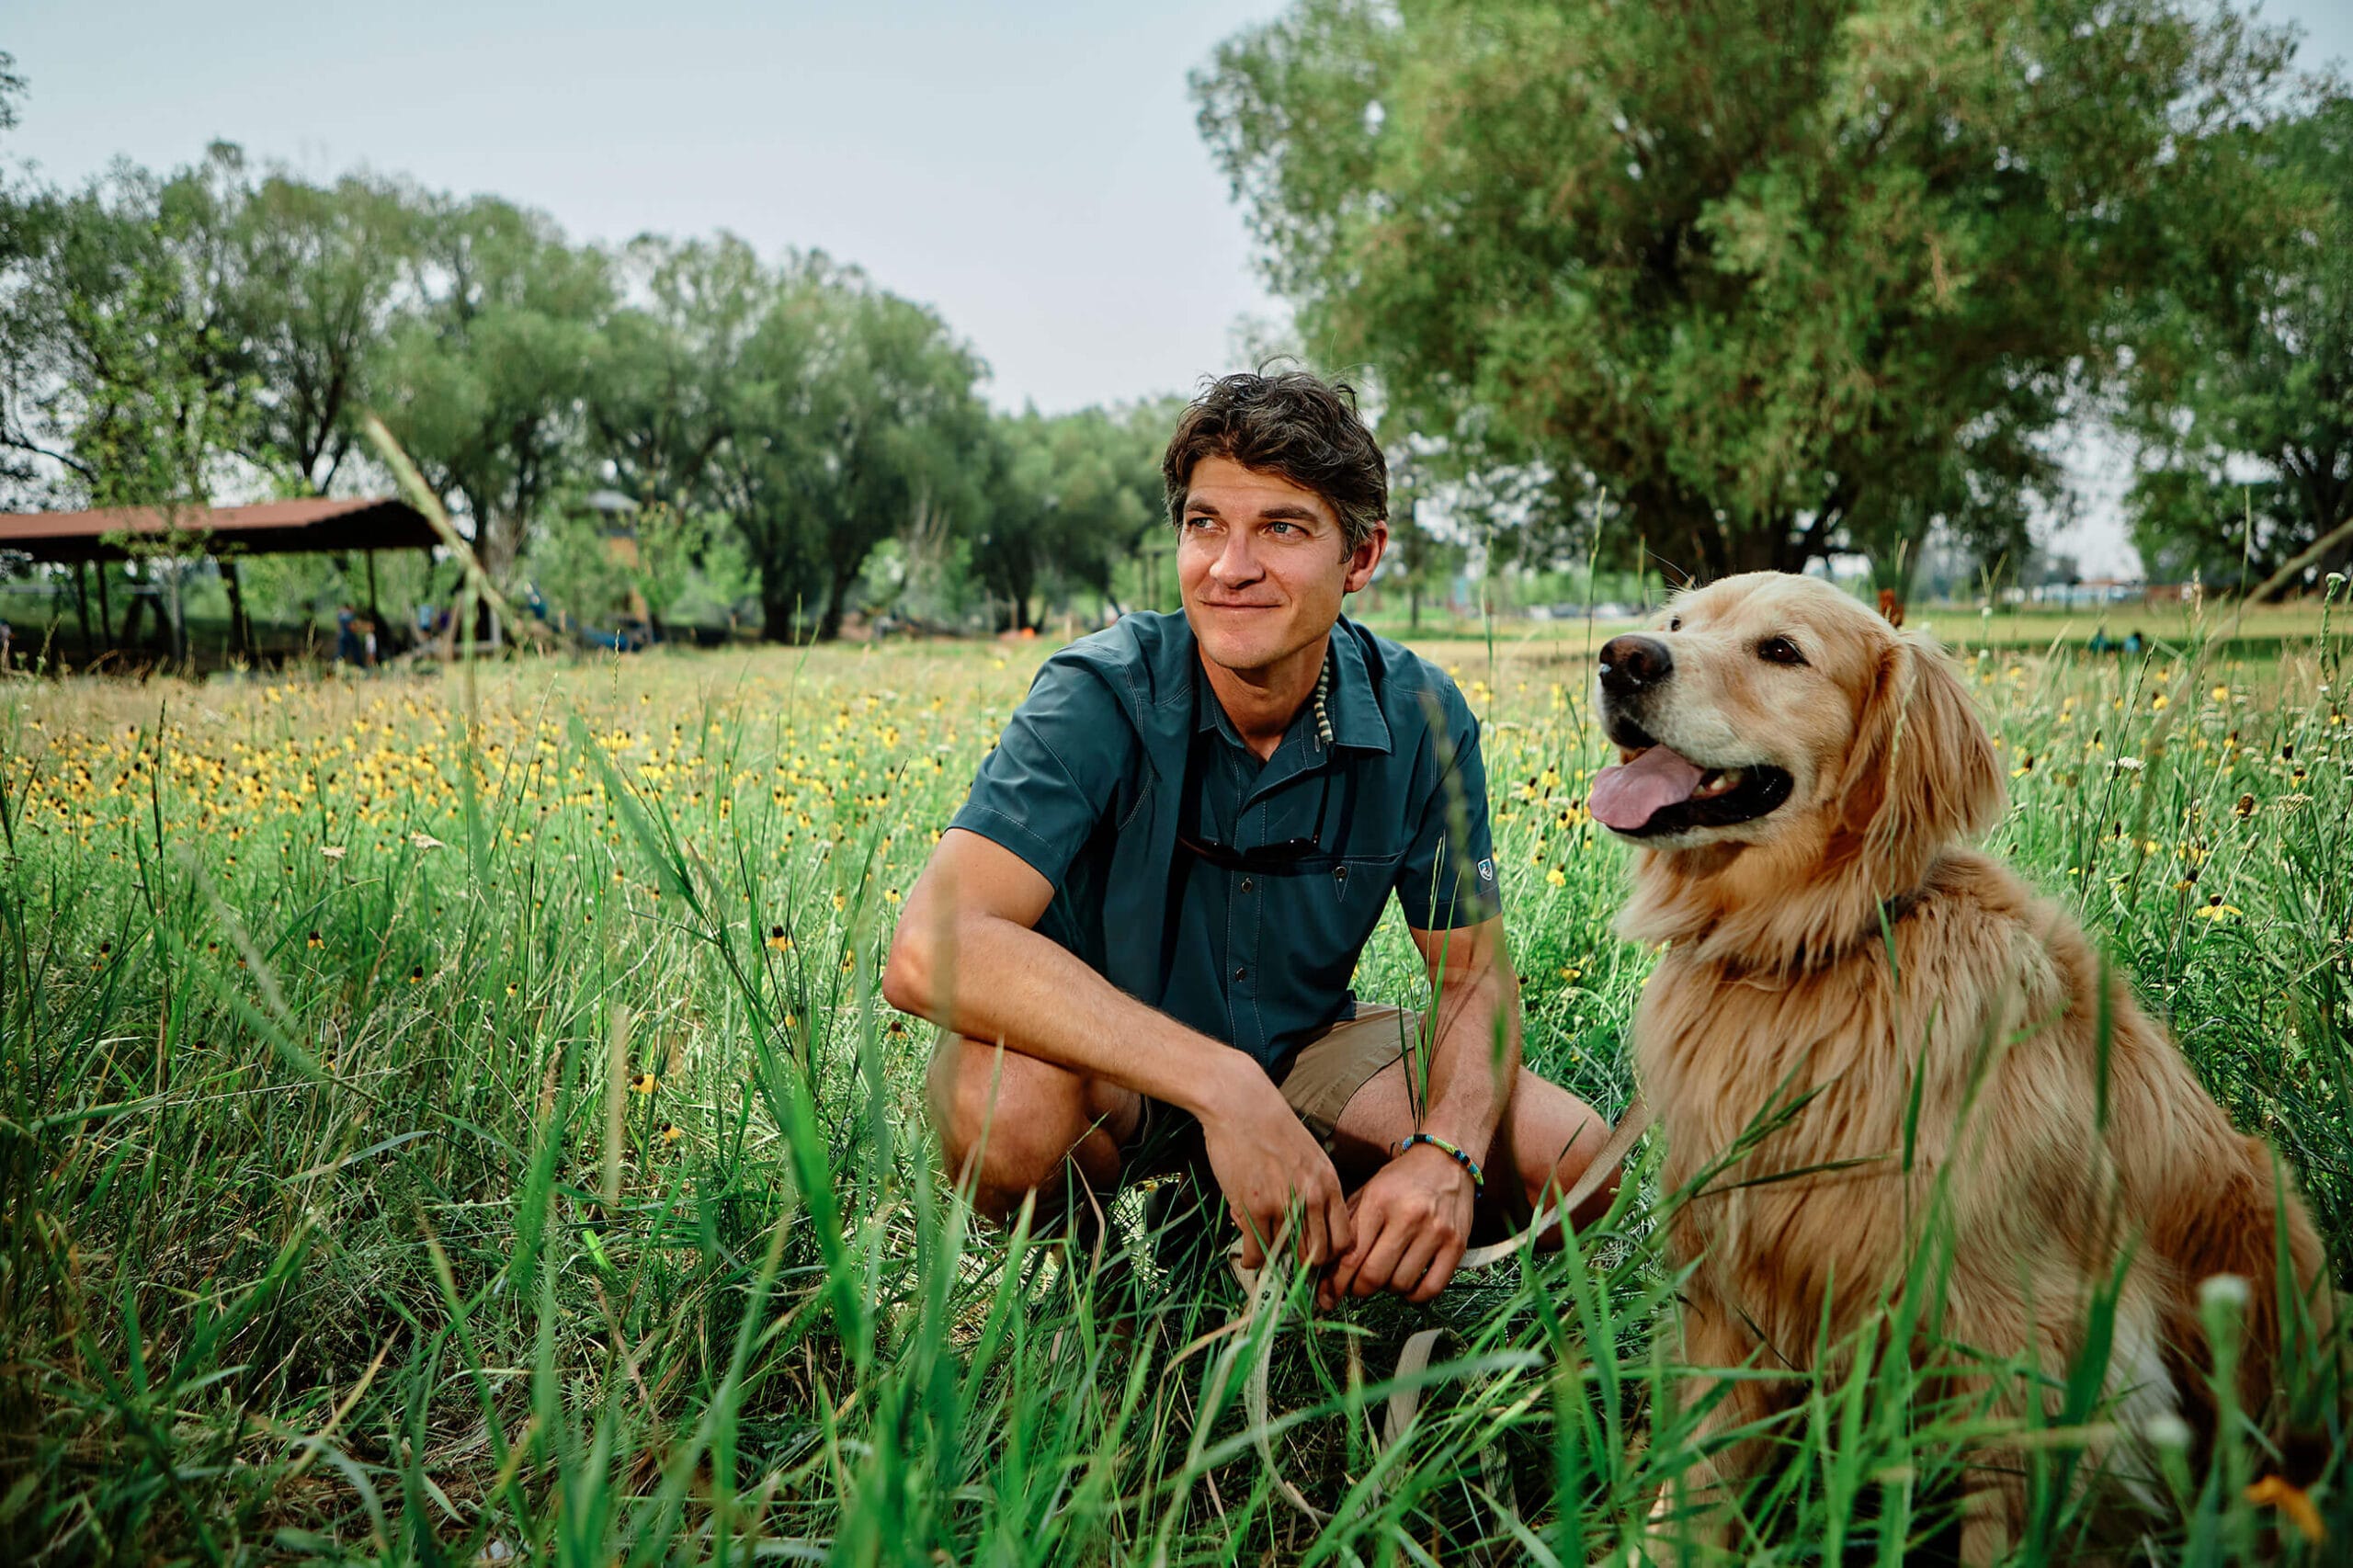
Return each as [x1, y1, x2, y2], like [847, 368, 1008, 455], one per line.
[0, 497, 440, 562]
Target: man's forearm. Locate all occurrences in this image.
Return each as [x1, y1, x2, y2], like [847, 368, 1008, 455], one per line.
[1415, 963, 1520, 1164]
[889, 909, 1258, 1122]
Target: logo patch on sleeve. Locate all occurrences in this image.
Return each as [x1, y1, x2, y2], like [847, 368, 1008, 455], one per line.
[1477, 858, 1495, 882]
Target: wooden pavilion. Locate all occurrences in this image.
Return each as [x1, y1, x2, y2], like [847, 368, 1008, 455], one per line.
[0, 496, 439, 664]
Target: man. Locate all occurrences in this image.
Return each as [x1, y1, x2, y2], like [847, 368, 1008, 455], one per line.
[882, 371, 1614, 1308]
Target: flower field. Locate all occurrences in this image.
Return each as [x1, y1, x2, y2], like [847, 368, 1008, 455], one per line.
[3, 608, 2350, 1563]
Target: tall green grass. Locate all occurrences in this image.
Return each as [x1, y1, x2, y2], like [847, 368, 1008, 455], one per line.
[0, 615, 2347, 1563]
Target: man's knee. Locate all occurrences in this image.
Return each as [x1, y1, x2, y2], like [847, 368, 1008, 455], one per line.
[925, 1033, 1129, 1218]
[1511, 1068, 1620, 1221]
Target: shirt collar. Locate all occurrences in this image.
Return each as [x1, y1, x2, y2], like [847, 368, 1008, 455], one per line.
[1184, 615, 1394, 756]
[1324, 618, 1393, 754]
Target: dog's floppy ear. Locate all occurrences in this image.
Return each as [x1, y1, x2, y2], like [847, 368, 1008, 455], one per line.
[1835, 631, 2004, 867]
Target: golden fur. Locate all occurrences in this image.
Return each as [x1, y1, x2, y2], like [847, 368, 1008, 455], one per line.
[1602, 573, 2331, 1561]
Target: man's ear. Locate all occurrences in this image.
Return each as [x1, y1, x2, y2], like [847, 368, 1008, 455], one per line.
[1343, 520, 1389, 594]
[1835, 632, 2004, 868]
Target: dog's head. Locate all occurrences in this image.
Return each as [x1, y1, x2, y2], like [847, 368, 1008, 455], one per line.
[1591, 573, 2002, 900]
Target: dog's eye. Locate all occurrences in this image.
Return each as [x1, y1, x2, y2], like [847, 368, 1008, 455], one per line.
[1667, 616, 1682, 631]
[1757, 636, 1806, 666]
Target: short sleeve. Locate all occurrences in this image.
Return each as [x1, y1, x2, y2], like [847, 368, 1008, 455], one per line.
[1393, 692, 1501, 930]
[949, 657, 1133, 889]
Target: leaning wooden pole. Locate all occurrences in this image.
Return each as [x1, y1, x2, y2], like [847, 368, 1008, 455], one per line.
[358, 414, 550, 655]
[2250, 512, 2353, 603]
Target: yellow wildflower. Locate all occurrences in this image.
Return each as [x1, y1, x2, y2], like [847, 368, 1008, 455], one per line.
[2244, 1475, 2323, 1546]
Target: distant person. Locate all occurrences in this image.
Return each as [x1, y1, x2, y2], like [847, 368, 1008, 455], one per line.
[885, 370, 1619, 1308]
[335, 604, 362, 665]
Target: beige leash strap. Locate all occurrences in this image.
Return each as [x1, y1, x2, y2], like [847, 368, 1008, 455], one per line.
[1230, 1095, 1652, 1523]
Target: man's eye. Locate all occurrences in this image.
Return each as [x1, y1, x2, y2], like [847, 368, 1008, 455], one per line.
[1757, 636, 1807, 666]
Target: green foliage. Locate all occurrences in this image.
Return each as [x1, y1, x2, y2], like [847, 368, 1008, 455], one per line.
[0, 143, 256, 514]
[975, 400, 1172, 631]
[589, 233, 768, 518]
[0, 91, 1110, 647]
[376, 198, 614, 584]
[790, 279, 992, 642]
[1197, 0, 2302, 582]
[2120, 97, 2353, 594]
[527, 499, 756, 635]
[228, 172, 420, 494]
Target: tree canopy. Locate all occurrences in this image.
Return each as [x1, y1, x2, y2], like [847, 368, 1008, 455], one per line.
[1197, 0, 2313, 585]
[2117, 97, 2353, 595]
[0, 120, 1146, 641]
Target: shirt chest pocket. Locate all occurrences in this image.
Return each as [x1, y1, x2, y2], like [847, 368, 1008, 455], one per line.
[1269, 849, 1404, 990]
[1326, 849, 1404, 909]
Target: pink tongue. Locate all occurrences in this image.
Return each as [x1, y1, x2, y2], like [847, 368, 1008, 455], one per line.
[1590, 745, 1707, 831]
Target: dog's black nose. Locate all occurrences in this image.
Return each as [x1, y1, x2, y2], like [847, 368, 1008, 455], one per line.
[1597, 634, 1674, 698]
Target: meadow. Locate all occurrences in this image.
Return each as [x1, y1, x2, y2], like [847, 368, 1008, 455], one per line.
[3, 597, 2351, 1565]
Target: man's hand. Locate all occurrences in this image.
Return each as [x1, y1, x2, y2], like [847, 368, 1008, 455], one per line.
[1200, 1071, 1352, 1273]
[1319, 1142, 1477, 1308]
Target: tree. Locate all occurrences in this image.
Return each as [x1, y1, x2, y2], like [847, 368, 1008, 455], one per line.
[2120, 96, 2353, 595]
[800, 285, 989, 641]
[975, 401, 1166, 631]
[228, 171, 419, 494]
[714, 267, 988, 642]
[1380, 458, 1470, 628]
[0, 52, 33, 499]
[376, 196, 610, 585]
[1197, 0, 2302, 583]
[0, 144, 255, 510]
[588, 233, 767, 513]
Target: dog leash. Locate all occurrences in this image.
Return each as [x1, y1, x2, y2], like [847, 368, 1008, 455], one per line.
[1226, 1094, 1653, 1523]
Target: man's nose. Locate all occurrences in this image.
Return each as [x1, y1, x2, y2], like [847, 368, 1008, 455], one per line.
[1211, 529, 1262, 584]
[1597, 634, 1674, 698]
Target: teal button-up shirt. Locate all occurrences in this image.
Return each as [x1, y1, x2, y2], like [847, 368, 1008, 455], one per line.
[949, 611, 1499, 1070]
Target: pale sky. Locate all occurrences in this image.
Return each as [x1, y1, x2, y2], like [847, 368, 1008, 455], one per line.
[7, 0, 2347, 575]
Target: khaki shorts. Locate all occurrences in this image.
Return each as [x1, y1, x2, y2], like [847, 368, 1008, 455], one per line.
[1123, 1003, 1425, 1175]
[1273, 1003, 1425, 1149]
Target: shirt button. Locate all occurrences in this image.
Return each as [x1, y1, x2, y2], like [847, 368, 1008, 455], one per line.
[1233, 965, 1247, 982]
[1239, 876, 1254, 893]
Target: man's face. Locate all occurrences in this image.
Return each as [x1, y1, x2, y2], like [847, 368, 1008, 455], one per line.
[1177, 456, 1387, 678]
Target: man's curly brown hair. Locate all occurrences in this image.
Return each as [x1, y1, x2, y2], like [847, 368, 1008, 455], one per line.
[1161, 370, 1388, 554]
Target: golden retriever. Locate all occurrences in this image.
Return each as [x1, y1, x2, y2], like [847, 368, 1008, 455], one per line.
[1588, 572, 2331, 1562]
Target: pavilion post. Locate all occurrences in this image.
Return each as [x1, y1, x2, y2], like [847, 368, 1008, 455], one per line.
[95, 562, 114, 648]
[220, 556, 251, 662]
[366, 549, 390, 662]
[74, 561, 96, 664]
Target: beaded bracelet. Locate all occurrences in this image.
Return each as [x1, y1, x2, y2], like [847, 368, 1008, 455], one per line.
[1395, 1132, 1485, 1193]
